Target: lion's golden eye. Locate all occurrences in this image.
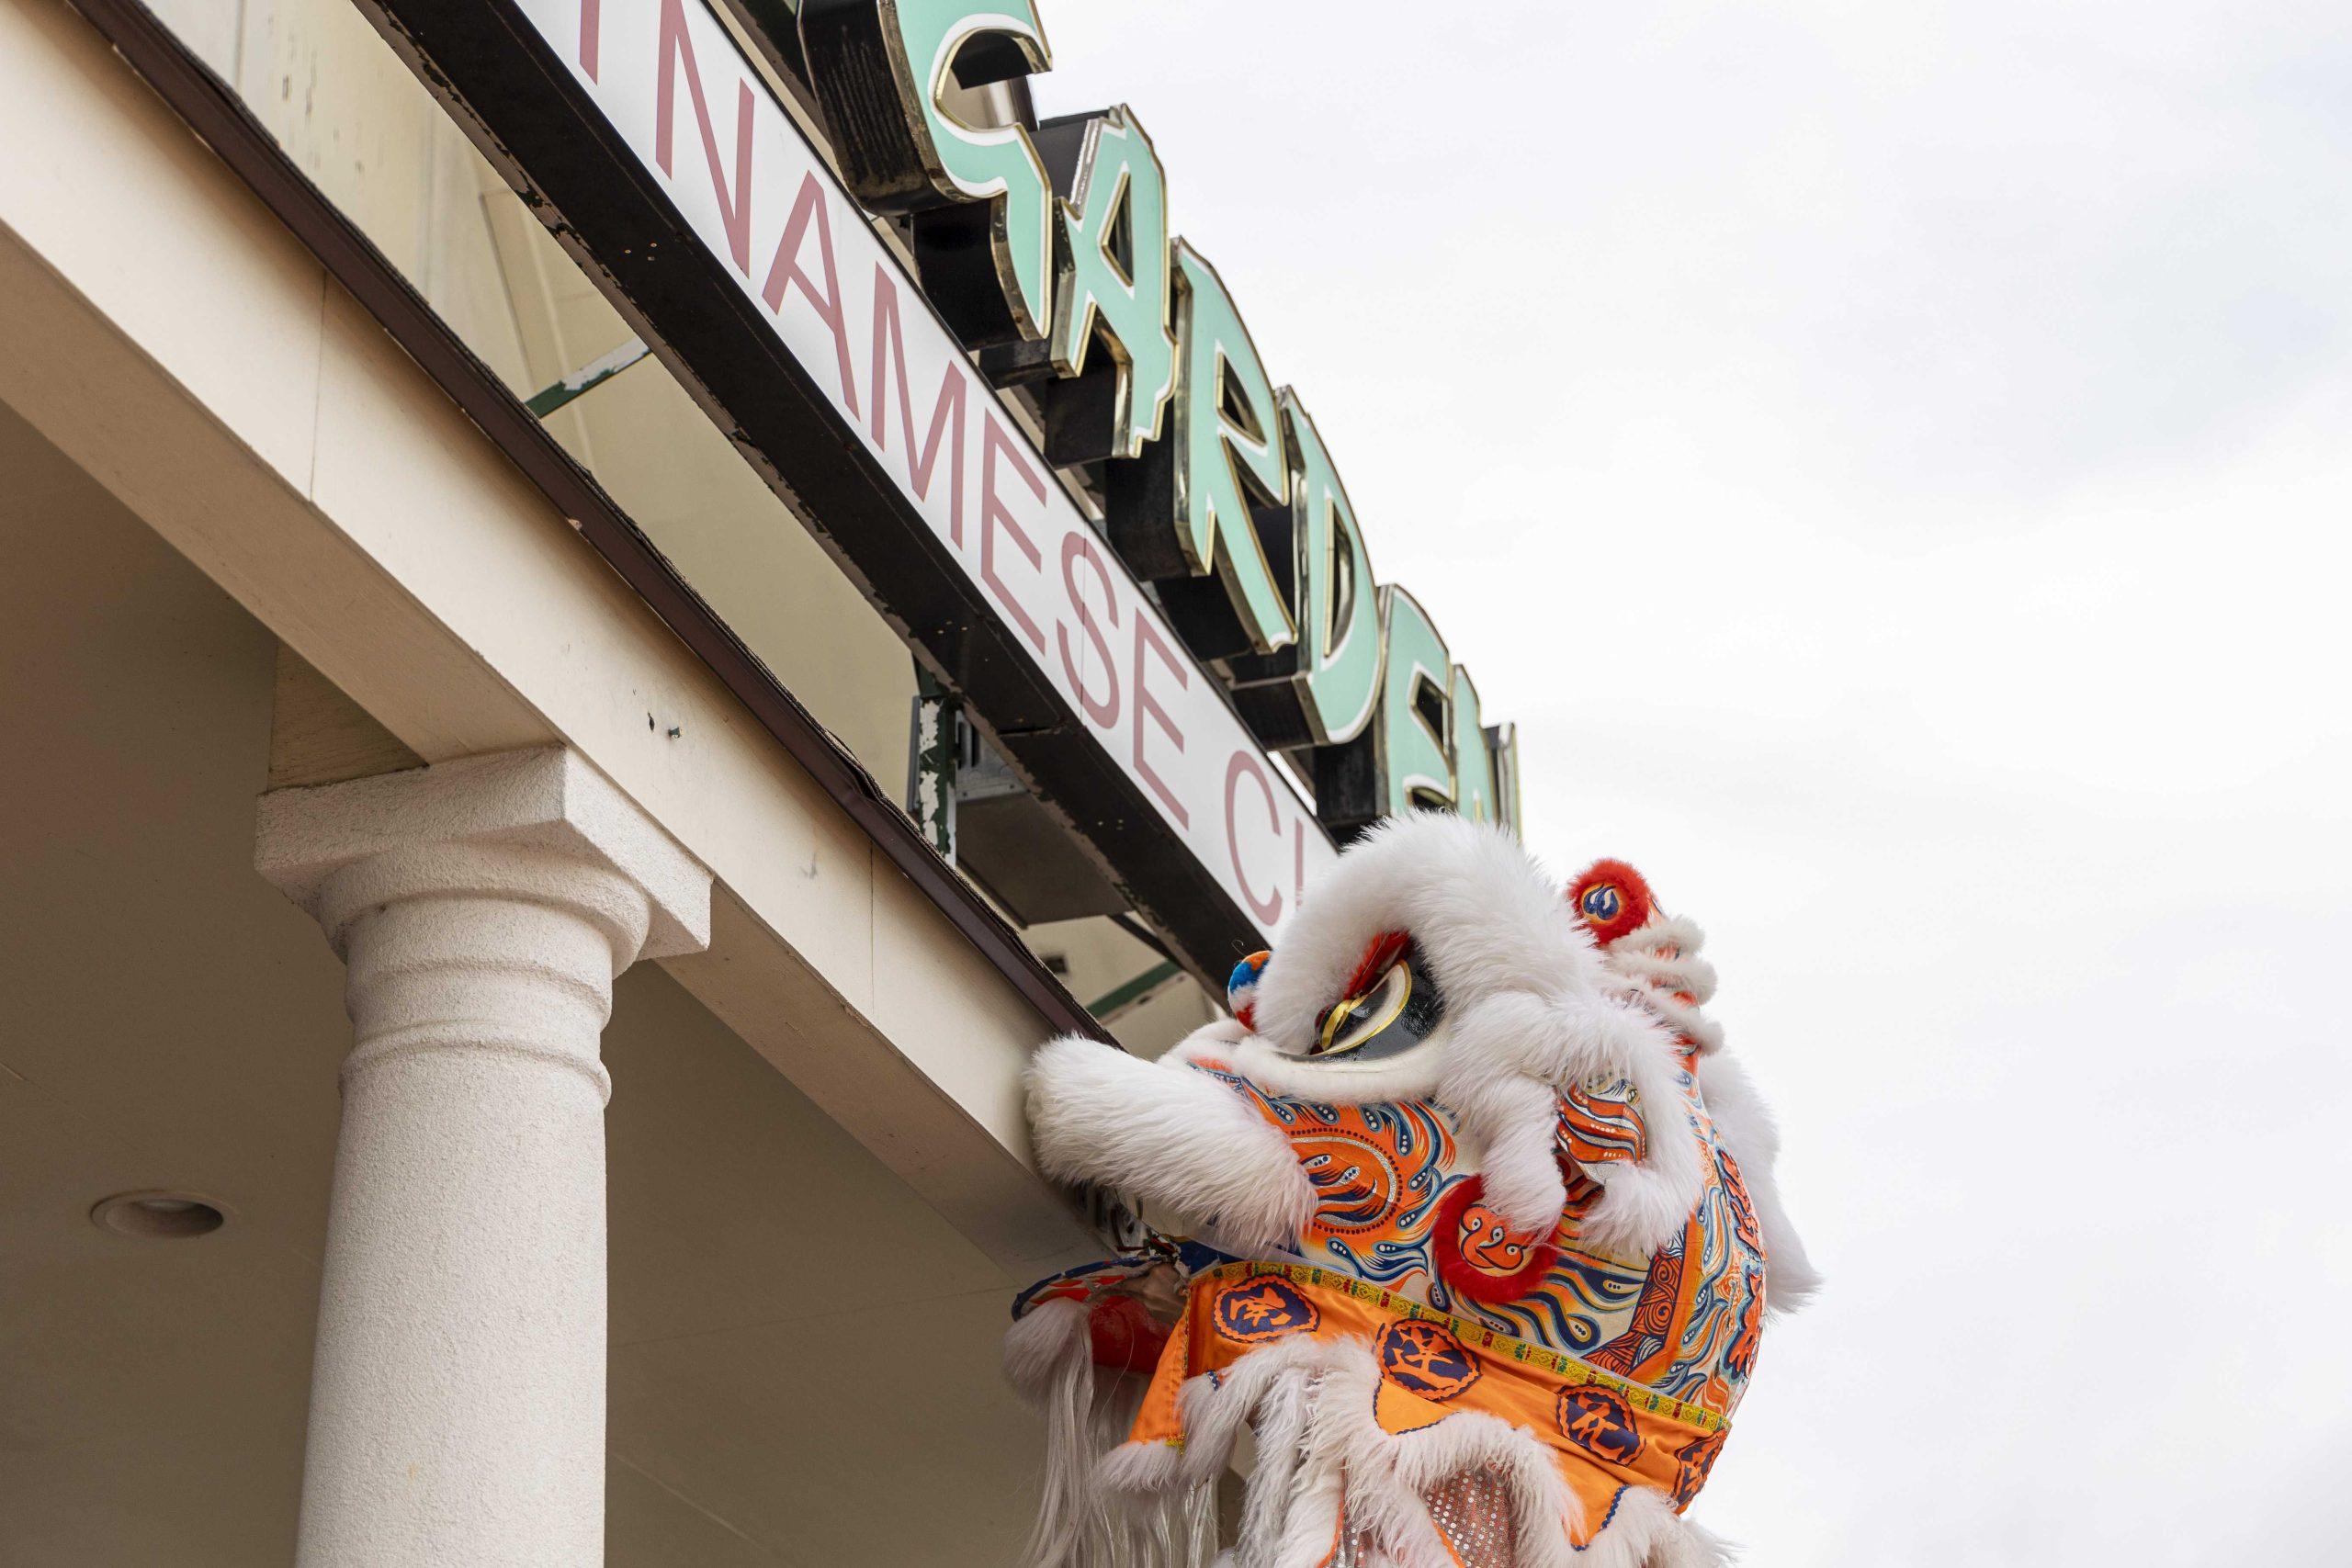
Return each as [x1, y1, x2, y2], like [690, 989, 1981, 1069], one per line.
[1315, 960, 1413, 1057]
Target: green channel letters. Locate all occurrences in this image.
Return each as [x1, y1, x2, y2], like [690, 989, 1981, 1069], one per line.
[886, 0, 1056, 337]
[1485, 723, 1522, 834]
[796, 0, 1523, 836]
[1169, 241, 1294, 652]
[1277, 389, 1383, 746]
[1374, 586, 1456, 816]
[1047, 107, 1176, 460]
[1447, 664, 1498, 823]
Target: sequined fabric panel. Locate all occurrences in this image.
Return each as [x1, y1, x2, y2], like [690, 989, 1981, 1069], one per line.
[1426, 1466, 1518, 1567]
[1322, 1467, 1518, 1568]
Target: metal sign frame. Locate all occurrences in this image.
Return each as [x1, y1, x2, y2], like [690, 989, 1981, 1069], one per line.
[347, 0, 1340, 981]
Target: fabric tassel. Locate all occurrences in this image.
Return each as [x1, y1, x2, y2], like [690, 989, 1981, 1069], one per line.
[1096, 1335, 1728, 1568]
[1012, 1299, 1211, 1568]
[1007, 1300, 1113, 1568]
[1181, 1474, 1220, 1568]
[1233, 1369, 1314, 1568]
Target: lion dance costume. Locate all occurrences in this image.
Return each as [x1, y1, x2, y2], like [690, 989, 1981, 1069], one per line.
[1009, 815, 1816, 1567]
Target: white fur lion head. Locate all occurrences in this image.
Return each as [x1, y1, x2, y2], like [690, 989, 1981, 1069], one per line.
[1169, 814, 1708, 1251]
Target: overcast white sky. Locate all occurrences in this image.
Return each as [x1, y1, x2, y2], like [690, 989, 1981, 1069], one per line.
[1037, 4, 2351, 1562]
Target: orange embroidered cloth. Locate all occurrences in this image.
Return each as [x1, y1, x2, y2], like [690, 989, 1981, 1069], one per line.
[1128, 1262, 1731, 1545]
[1186, 1049, 1772, 1427]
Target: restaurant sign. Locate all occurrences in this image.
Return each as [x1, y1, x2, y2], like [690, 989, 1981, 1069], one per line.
[356, 0, 1517, 971]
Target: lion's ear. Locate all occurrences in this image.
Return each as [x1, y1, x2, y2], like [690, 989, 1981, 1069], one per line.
[1226, 949, 1271, 1031]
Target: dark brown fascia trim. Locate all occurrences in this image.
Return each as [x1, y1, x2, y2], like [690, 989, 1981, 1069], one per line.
[58, 0, 1109, 1045]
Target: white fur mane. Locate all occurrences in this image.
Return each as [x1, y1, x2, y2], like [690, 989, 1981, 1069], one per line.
[1603, 912, 1819, 1313]
[1024, 817, 1813, 1275]
[1230, 815, 1707, 1252]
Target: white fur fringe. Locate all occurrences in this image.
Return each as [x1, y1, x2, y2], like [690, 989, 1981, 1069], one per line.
[1005, 1299, 1219, 1568]
[1023, 1331, 1727, 1568]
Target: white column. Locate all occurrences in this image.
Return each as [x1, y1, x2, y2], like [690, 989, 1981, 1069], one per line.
[256, 747, 710, 1568]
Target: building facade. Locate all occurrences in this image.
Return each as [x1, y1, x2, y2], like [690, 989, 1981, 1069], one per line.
[0, 0, 1518, 1561]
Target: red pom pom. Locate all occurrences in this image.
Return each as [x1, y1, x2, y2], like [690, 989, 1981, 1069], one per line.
[1566, 859, 1656, 945]
[1087, 1293, 1170, 1375]
[1432, 1177, 1558, 1304]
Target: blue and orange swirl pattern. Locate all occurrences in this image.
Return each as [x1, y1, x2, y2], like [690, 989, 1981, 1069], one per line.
[1190, 1045, 1770, 1422]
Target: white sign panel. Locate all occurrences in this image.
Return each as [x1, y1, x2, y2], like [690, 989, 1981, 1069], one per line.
[522, 0, 1335, 934]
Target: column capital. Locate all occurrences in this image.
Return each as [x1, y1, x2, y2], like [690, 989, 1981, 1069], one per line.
[258, 746, 708, 1565]
[254, 745, 709, 962]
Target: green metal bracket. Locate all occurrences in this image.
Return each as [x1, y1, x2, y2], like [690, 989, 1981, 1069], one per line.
[1086, 960, 1183, 1022]
[524, 337, 652, 419]
[907, 664, 961, 862]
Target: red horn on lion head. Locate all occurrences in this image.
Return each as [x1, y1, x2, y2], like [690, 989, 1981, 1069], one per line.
[1566, 859, 1655, 946]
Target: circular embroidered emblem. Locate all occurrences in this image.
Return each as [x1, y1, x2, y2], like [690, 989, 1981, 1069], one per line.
[1556, 1385, 1644, 1466]
[1292, 1128, 1405, 1235]
[1580, 883, 1623, 922]
[1672, 1428, 1727, 1506]
[1430, 1176, 1557, 1303]
[1212, 1274, 1319, 1343]
[1375, 1319, 1481, 1400]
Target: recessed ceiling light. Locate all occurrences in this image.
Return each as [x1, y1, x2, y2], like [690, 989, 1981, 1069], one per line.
[90, 1190, 228, 1240]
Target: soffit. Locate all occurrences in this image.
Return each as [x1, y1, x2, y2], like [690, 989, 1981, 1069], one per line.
[0, 399, 1046, 1564]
